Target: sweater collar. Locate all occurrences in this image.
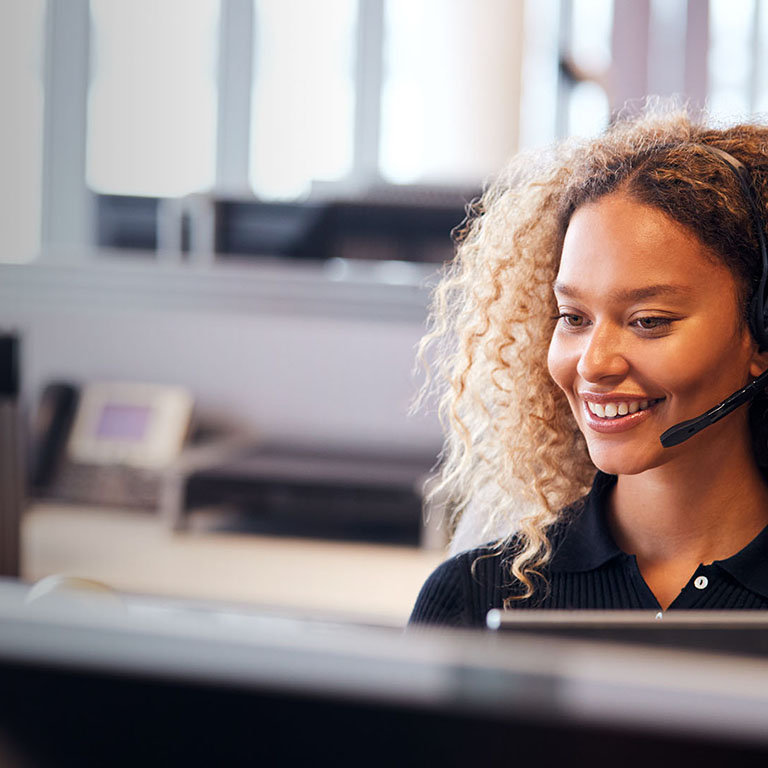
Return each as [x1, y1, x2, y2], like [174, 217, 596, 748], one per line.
[549, 471, 768, 600]
[549, 471, 623, 573]
[713, 523, 768, 600]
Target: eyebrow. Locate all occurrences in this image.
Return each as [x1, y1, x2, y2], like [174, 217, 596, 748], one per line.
[553, 281, 693, 302]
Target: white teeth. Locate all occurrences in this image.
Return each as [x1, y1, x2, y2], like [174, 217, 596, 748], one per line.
[587, 399, 657, 419]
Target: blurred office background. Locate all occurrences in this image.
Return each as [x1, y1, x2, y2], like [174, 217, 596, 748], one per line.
[1, 0, 767, 623]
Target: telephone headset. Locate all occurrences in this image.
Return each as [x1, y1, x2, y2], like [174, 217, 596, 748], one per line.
[659, 145, 768, 448]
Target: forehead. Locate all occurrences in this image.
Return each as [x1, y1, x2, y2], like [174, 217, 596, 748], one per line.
[557, 193, 739, 300]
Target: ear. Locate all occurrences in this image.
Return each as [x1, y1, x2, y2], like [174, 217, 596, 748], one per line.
[749, 345, 768, 377]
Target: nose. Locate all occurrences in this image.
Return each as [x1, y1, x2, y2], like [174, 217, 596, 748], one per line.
[576, 322, 630, 383]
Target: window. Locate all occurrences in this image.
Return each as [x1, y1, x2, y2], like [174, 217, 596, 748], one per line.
[250, 0, 357, 199]
[564, 0, 613, 138]
[381, 0, 524, 184]
[708, 0, 757, 118]
[87, 0, 219, 197]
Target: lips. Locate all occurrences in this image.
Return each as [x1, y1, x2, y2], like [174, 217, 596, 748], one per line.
[580, 395, 665, 434]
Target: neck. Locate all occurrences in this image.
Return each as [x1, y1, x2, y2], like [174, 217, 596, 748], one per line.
[610, 433, 768, 567]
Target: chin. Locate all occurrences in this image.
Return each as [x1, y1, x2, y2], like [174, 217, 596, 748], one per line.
[585, 443, 662, 477]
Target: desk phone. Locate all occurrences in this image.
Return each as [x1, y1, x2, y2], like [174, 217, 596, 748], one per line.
[32, 380, 193, 509]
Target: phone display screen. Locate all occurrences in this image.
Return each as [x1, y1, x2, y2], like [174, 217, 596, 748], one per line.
[64, 382, 193, 469]
[95, 403, 152, 441]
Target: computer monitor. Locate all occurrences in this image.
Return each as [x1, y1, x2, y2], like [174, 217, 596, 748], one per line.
[487, 609, 768, 657]
[2, 580, 768, 766]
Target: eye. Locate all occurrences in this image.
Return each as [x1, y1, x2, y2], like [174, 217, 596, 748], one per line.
[632, 316, 674, 334]
[555, 312, 588, 328]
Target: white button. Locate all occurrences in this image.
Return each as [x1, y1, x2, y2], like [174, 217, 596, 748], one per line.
[694, 575, 708, 590]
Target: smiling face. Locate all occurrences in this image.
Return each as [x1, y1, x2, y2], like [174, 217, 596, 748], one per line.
[547, 192, 764, 476]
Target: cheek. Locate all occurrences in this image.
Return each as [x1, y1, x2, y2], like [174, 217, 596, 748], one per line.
[547, 334, 573, 394]
[655, 330, 752, 398]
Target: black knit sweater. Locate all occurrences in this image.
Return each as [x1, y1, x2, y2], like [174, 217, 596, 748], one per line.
[410, 472, 768, 627]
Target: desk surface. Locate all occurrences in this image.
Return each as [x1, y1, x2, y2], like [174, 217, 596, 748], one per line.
[22, 502, 444, 625]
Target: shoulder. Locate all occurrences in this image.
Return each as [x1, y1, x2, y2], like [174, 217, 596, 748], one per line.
[408, 507, 589, 628]
[408, 544, 512, 628]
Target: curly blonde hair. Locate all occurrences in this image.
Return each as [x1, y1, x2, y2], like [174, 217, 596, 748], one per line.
[421, 104, 768, 599]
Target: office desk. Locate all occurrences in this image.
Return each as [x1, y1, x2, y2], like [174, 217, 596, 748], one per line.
[21, 502, 444, 625]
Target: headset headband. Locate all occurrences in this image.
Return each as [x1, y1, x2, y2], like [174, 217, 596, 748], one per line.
[698, 145, 768, 349]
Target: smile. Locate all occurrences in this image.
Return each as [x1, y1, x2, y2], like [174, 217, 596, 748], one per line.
[586, 398, 664, 419]
[580, 396, 665, 435]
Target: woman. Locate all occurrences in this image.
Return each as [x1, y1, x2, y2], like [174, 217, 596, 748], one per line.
[410, 106, 768, 626]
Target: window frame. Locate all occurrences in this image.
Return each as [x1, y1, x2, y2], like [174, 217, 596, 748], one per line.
[40, 0, 391, 260]
[39, 0, 714, 264]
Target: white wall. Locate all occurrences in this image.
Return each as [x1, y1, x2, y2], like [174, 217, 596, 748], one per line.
[0, 259, 442, 454]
